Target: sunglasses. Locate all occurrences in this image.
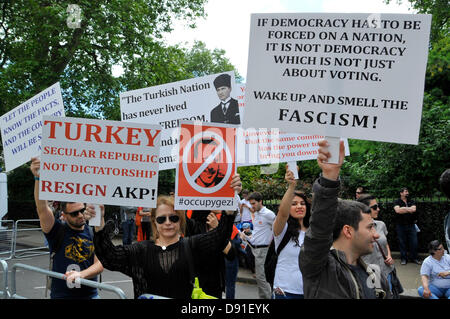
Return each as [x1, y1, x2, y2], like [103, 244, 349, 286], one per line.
[370, 204, 380, 210]
[155, 215, 180, 224]
[66, 207, 86, 217]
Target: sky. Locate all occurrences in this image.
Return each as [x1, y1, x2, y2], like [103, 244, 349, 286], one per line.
[164, 0, 415, 79]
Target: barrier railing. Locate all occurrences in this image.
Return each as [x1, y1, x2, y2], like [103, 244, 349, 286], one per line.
[0, 259, 9, 299]
[0, 220, 15, 260]
[10, 263, 127, 299]
[13, 219, 49, 258]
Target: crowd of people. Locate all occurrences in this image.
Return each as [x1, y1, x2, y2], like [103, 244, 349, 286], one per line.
[28, 141, 450, 299]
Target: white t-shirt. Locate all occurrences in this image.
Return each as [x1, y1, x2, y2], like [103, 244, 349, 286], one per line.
[420, 254, 450, 289]
[240, 198, 253, 222]
[250, 206, 276, 246]
[273, 224, 305, 295]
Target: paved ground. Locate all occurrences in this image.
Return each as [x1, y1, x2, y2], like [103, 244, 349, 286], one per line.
[1, 225, 427, 299]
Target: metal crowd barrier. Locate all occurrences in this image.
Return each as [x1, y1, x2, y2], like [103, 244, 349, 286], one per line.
[0, 259, 9, 299]
[0, 220, 15, 260]
[10, 263, 127, 299]
[13, 219, 49, 258]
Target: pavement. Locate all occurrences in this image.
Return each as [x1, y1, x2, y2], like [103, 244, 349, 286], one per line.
[1, 225, 428, 299]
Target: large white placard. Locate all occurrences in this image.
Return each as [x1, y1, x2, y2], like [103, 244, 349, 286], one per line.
[120, 71, 240, 170]
[0, 82, 65, 171]
[243, 13, 431, 145]
[39, 116, 161, 207]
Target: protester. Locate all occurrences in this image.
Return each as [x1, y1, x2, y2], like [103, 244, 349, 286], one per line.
[393, 187, 421, 265]
[246, 191, 276, 299]
[417, 240, 450, 299]
[270, 167, 310, 299]
[439, 169, 450, 253]
[239, 223, 255, 273]
[30, 157, 103, 299]
[93, 174, 242, 299]
[358, 194, 401, 297]
[299, 140, 391, 299]
[210, 73, 241, 125]
[225, 235, 242, 299]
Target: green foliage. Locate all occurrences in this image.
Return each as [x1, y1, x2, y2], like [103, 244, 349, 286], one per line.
[384, 0, 449, 43]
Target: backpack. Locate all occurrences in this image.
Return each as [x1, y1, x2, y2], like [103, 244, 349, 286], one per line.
[45, 224, 98, 297]
[264, 231, 291, 289]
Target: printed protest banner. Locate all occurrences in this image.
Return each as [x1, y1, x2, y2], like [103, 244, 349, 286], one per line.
[175, 121, 237, 211]
[243, 13, 431, 145]
[120, 71, 241, 171]
[236, 84, 350, 166]
[39, 116, 161, 207]
[0, 82, 65, 171]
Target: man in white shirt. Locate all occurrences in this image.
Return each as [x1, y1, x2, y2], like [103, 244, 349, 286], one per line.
[239, 189, 254, 226]
[247, 191, 276, 299]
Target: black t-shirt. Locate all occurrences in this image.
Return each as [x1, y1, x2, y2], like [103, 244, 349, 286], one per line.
[393, 198, 417, 225]
[348, 264, 376, 299]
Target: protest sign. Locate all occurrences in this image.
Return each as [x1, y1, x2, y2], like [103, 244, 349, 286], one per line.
[120, 71, 240, 170]
[287, 161, 299, 179]
[0, 82, 65, 171]
[39, 116, 161, 207]
[175, 121, 237, 211]
[243, 13, 431, 145]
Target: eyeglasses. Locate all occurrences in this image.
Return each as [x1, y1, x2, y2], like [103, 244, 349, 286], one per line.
[370, 204, 380, 210]
[66, 207, 86, 217]
[155, 215, 180, 224]
[435, 247, 444, 251]
[356, 191, 363, 194]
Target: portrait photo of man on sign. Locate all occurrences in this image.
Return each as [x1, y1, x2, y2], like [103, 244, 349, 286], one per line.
[193, 138, 226, 188]
[210, 73, 241, 125]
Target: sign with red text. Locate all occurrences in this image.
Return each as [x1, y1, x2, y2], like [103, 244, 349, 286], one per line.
[39, 116, 161, 207]
[243, 13, 431, 144]
[120, 71, 242, 171]
[175, 121, 237, 211]
[0, 82, 65, 171]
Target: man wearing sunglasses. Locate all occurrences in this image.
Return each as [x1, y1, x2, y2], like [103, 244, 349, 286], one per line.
[30, 157, 104, 299]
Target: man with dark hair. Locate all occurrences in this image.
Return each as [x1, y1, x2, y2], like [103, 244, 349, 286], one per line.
[439, 169, 450, 253]
[393, 187, 421, 265]
[299, 140, 391, 299]
[210, 73, 240, 124]
[246, 191, 275, 299]
[30, 157, 103, 299]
